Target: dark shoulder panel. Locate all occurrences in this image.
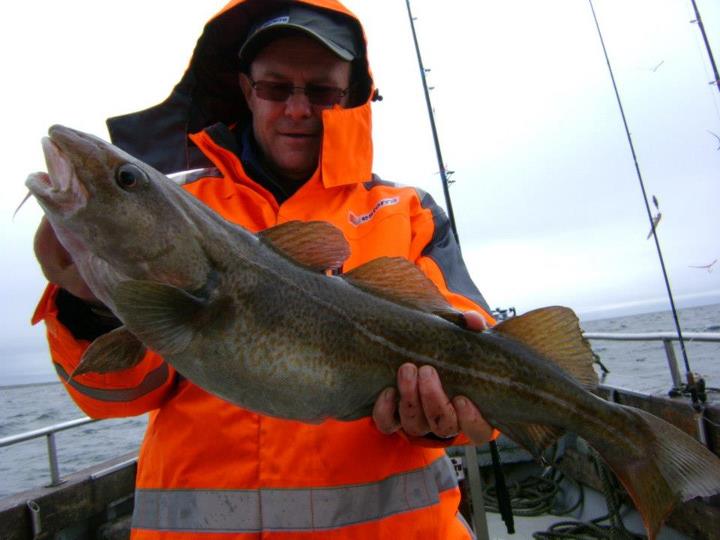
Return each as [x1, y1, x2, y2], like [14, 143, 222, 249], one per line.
[362, 175, 491, 312]
[416, 189, 492, 313]
[362, 174, 402, 191]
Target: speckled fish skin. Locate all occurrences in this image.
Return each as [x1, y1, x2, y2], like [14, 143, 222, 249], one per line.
[26, 125, 720, 540]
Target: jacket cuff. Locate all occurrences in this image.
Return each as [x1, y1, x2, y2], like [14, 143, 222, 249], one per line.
[403, 429, 501, 448]
[33, 284, 121, 340]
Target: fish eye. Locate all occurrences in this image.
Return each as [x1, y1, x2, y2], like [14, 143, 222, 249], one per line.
[115, 163, 146, 190]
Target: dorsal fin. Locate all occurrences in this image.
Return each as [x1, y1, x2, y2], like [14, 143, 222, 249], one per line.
[260, 220, 350, 272]
[494, 306, 598, 388]
[344, 257, 465, 325]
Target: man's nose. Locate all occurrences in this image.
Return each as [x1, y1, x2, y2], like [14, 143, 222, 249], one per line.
[284, 90, 313, 120]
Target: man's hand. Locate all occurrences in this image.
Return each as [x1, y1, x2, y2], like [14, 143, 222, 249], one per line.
[372, 311, 495, 446]
[34, 216, 98, 303]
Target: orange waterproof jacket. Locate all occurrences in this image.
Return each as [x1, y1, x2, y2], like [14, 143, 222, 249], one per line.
[33, 1, 495, 538]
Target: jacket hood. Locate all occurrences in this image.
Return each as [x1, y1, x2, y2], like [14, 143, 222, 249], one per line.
[107, 0, 374, 186]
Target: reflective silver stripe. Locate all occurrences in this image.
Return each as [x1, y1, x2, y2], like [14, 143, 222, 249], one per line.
[133, 456, 458, 533]
[415, 188, 491, 313]
[55, 362, 170, 402]
[433, 453, 460, 492]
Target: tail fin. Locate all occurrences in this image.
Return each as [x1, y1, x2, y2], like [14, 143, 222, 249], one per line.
[591, 406, 720, 540]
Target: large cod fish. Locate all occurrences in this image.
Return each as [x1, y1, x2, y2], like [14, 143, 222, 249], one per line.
[27, 125, 720, 539]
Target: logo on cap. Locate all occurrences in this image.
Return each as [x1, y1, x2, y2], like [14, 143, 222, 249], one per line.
[257, 16, 290, 31]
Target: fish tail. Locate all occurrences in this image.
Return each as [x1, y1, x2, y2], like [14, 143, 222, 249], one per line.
[589, 406, 720, 540]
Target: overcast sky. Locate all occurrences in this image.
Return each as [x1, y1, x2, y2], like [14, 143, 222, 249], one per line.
[1, 0, 718, 385]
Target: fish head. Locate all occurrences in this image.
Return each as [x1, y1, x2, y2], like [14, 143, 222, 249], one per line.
[26, 125, 213, 303]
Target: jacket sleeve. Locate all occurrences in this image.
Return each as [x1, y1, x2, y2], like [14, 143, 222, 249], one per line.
[32, 284, 178, 419]
[407, 189, 500, 447]
[409, 189, 494, 323]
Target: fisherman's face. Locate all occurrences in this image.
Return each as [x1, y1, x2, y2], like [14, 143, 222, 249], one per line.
[240, 35, 352, 184]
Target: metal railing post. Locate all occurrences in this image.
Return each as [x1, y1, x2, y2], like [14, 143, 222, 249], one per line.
[662, 338, 683, 391]
[0, 416, 98, 488]
[45, 432, 63, 487]
[27, 500, 42, 537]
[463, 445, 490, 539]
[583, 331, 720, 392]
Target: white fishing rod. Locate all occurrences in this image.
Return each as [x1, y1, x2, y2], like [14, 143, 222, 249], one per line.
[403, 2, 515, 538]
[587, 0, 703, 407]
[689, 0, 720, 94]
[404, 0, 460, 244]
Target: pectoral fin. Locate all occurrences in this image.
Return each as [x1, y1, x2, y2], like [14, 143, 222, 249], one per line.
[72, 326, 146, 377]
[344, 257, 465, 325]
[112, 280, 208, 356]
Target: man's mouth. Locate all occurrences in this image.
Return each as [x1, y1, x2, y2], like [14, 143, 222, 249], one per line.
[280, 132, 317, 138]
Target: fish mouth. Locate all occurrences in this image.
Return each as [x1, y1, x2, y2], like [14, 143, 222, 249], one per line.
[25, 134, 88, 215]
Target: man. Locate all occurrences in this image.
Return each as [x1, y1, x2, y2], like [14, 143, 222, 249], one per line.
[33, 1, 496, 538]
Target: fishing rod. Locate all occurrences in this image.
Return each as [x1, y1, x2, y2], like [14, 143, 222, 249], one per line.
[587, 1, 701, 406]
[404, 0, 460, 244]
[689, 0, 720, 94]
[404, 2, 515, 538]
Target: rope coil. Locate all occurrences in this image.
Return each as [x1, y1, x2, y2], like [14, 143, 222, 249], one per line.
[481, 447, 646, 539]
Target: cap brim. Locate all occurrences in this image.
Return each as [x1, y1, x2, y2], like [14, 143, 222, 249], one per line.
[239, 24, 355, 65]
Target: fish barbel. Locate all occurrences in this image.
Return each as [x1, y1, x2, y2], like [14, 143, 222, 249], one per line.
[26, 125, 720, 539]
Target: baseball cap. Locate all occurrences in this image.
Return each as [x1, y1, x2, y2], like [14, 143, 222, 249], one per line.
[239, 4, 360, 66]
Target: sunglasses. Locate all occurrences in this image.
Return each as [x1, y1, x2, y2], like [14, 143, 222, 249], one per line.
[247, 76, 349, 107]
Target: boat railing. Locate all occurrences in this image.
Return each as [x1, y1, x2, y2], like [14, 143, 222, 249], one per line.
[583, 331, 720, 392]
[2, 331, 719, 492]
[0, 416, 100, 488]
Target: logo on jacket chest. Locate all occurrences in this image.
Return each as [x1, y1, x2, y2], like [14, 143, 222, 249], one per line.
[348, 197, 400, 227]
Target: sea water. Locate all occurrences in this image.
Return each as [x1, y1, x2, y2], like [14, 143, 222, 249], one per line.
[583, 302, 720, 394]
[1, 303, 718, 498]
[0, 383, 147, 498]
